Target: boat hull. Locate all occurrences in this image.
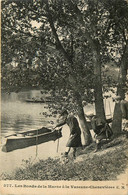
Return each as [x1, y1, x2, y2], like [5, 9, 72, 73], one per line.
[25, 99, 52, 103]
[25, 99, 45, 103]
[2, 127, 62, 152]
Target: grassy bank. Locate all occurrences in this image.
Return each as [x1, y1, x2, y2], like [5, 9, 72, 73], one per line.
[1, 134, 128, 181]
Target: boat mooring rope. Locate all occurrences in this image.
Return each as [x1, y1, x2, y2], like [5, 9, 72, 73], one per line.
[56, 137, 60, 153]
[32, 129, 40, 164]
[36, 128, 38, 157]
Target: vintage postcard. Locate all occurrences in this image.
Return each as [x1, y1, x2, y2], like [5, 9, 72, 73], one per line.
[0, 0, 128, 195]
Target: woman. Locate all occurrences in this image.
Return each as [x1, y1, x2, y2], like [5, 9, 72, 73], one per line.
[55, 109, 82, 160]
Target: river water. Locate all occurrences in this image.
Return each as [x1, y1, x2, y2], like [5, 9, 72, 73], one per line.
[0, 90, 115, 174]
[1, 90, 55, 137]
[0, 90, 73, 174]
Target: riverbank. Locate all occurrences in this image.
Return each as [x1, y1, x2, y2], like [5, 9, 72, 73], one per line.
[1, 134, 128, 181]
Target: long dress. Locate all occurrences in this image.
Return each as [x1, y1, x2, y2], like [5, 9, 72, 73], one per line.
[56, 115, 82, 147]
[91, 116, 113, 140]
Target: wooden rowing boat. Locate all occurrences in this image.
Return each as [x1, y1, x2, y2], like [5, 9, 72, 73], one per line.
[25, 98, 53, 103]
[2, 127, 62, 152]
[25, 99, 45, 103]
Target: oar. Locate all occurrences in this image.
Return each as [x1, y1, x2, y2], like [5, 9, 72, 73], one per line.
[53, 127, 62, 153]
[5, 133, 17, 138]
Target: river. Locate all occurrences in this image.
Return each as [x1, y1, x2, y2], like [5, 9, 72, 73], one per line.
[0, 90, 67, 173]
[0, 90, 115, 174]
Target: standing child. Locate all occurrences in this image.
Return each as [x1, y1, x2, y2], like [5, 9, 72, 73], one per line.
[54, 109, 82, 161]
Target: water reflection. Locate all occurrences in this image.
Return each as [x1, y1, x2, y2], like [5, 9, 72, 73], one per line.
[0, 90, 70, 174]
[1, 90, 55, 137]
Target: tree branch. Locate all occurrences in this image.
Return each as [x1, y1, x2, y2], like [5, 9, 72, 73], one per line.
[3, 24, 38, 39]
[70, 0, 97, 48]
[122, 29, 127, 43]
[27, 5, 48, 20]
[102, 19, 112, 41]
[45, 2, 73, 64]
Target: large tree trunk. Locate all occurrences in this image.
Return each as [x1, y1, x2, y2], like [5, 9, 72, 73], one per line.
[92, 42, 106, 122]
[75, 92, 92, 146]
[69, 78, 92, 145]
[77, 108, 92, 146]
[112, 103, 122, 135]
[74, 5, 106, 122]
[112, 40, 128, 135]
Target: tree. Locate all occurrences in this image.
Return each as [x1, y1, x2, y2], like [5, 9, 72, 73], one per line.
[104, 0, 128, 134]
[2, 0, 128, 141]
[2, 0, 94, 145]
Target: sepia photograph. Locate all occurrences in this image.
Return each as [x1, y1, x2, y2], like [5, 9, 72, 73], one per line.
[0, 0, 128, 194]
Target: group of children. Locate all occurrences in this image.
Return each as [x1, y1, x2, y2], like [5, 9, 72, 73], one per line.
[54, 93, 128, 162]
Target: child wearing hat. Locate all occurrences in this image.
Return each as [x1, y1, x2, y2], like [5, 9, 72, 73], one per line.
[54, 109, 82, 162]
